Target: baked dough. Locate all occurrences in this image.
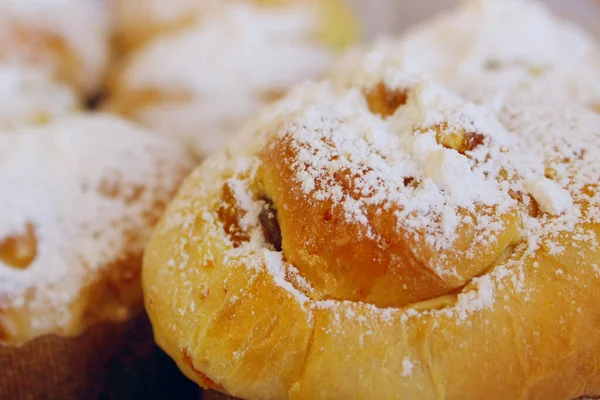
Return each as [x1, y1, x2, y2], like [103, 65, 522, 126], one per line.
[106, 0, 358, 157]
[0, 114, 193, 345]
[143, 1, 600, 399]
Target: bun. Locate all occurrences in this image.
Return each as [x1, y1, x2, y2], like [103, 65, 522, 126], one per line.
[0, 114, 193, 344]
[106, 1, 358, 157]
[143, 1, 600, 399]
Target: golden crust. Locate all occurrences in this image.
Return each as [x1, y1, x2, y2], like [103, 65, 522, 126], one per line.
[0, 23, 78, 87]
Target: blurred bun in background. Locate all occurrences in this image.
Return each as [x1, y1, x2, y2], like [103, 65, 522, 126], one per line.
[106, 0, 358, 157]
[347, 0, 600, 40]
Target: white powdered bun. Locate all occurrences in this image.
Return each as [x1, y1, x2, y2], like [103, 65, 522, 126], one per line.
[0, 114, 194, 345]
[108, 2, 349, 157]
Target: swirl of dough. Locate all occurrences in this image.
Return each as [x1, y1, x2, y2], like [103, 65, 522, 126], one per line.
[258, 80, 525, 308]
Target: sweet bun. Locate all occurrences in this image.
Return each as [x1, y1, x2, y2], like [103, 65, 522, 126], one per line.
[0, 0, 109, 97]
[0, 114, 193, 345]
[106, 0, 358, 157]
[143, 1, 600, 399]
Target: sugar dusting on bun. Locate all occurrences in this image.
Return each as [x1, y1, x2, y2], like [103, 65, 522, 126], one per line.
[0, 114, 193, 344]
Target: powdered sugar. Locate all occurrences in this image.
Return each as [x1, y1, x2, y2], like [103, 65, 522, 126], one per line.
[0, 114, 192, 335]
[452, 275, 496, 320]
[524, 178, 573, 215]
[401, 357, 414, 377]
[263, 250, 310, 306]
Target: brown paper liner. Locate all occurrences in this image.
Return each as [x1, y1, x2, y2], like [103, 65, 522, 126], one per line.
[0, 311, 199, 400]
